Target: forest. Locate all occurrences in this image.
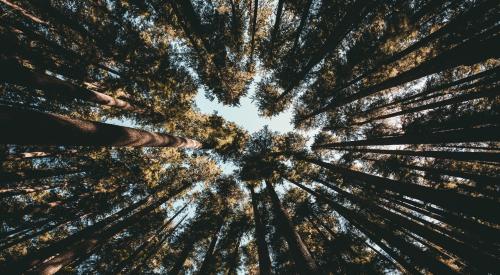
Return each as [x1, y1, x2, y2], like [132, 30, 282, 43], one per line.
[0, 0, 499, 274]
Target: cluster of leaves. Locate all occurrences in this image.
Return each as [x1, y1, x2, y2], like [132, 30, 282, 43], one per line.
[1, 0, 499, 274]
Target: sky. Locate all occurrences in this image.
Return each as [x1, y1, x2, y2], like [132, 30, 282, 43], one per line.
[194, 87, 294, 134]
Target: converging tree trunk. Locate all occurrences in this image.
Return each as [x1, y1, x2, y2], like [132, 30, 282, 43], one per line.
[265, 180, 319, 274]
[249, 186, 272, 275]
[0, 106, 202, 148]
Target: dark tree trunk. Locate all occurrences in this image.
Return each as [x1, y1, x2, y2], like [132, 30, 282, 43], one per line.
[314, 146, 500, 163]
[268, 0, 285, 49]
[110, 203, 189, 274]
[128, 215, 188, 275]
[197, 222, 223, 274]
[313, 125, 500, 149]
[301, 33, 500, 120]
[277, 0, 376, 100]
[32, 184, 190, 275]
[249, 187, 272, 275]
[0, 105, 202, 148]
[354, 87, 498, 125]
[290, 180, 457, 275]
[290, 0, 313, 55]
[0, 166, 89, 184]
[265, 180, 319, 274]
[307, 178, 498, 273]
[297, 155, 500, 223]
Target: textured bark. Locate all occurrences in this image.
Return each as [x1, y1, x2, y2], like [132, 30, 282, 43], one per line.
[266, 181, 319, 274]
[0, 106, 202, 148]
[249, 187, 272, 275]
[0, 59, 140, 112]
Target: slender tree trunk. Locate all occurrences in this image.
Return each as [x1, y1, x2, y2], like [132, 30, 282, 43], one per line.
[290, 180, 458, 275]
[277, 0, 376, 100]
[2, 149, 78, 161]
[0, 105, 202, 148]
[354, 87, 498, 125]
[314, 146, 500, 163]
[249, 0, 259, 63]
[197, 222, 223, 274]
[1, 195, 150, 274]
[265, 180, 319, 274]
[0, 59, 141, 112]
[32, 183, 191, 275]
[290, 0, 313, 55]
[301, 32, 500, 121]
[313, 125, 500, 148]
[305, 177, 498, 273]
[268, 0, 284, 48]
[249, 186, 272, 275]
[0, 166, 89, 184]
[110, 203, 189, 274]
[127, 215, 188, 275]
[296, 155, 500, 223]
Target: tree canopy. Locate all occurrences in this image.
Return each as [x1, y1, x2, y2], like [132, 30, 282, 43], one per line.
[1, 0, 498, 274]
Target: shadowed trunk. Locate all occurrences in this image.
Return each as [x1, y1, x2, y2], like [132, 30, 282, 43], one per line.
[312, 125, 500, 148]
[197, 222, 224, 274]
[296, 155, 500, 223]
[265, 180, 319, 273]
[0, 105, 202, 148]
[249, 186, 272, 275]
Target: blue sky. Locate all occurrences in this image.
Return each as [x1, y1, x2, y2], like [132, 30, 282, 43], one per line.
[195, 87, 294, 134]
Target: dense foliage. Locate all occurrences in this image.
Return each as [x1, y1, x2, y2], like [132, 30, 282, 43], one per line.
[1, 0, 498, 274]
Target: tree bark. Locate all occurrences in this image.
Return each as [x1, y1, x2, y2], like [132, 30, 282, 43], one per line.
[265, 180, 319, 274]
[249, 186, 272, 275]
[0, 59, 140, 112]
[0, 105, 202, 148]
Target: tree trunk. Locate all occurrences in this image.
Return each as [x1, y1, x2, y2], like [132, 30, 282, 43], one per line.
[127, 215, 188, 275]
[249, 186, 272, 275]
[265, 180, 319, 274]
[301, 33, 500, 120]
[314, 146, 500, 163]
[0, 59, 141, 112]
[313, 125, 500, 148]
[0, 105, 202, 148]
[197, 222, 223, 274]
[297, 155, 500, 223]
[354, 87, 498, 125]
[1, 194, 154, 274]
[110, 203, 189, 274]
[290, 0, 313, 55]
[32, 183, 190, 275]
[268, 0, 285, 49]
[0, 166, 89, 184]
[290, 180, 457, 275]
[277, 0, 376, 100]
[306, 178, 498, 273]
